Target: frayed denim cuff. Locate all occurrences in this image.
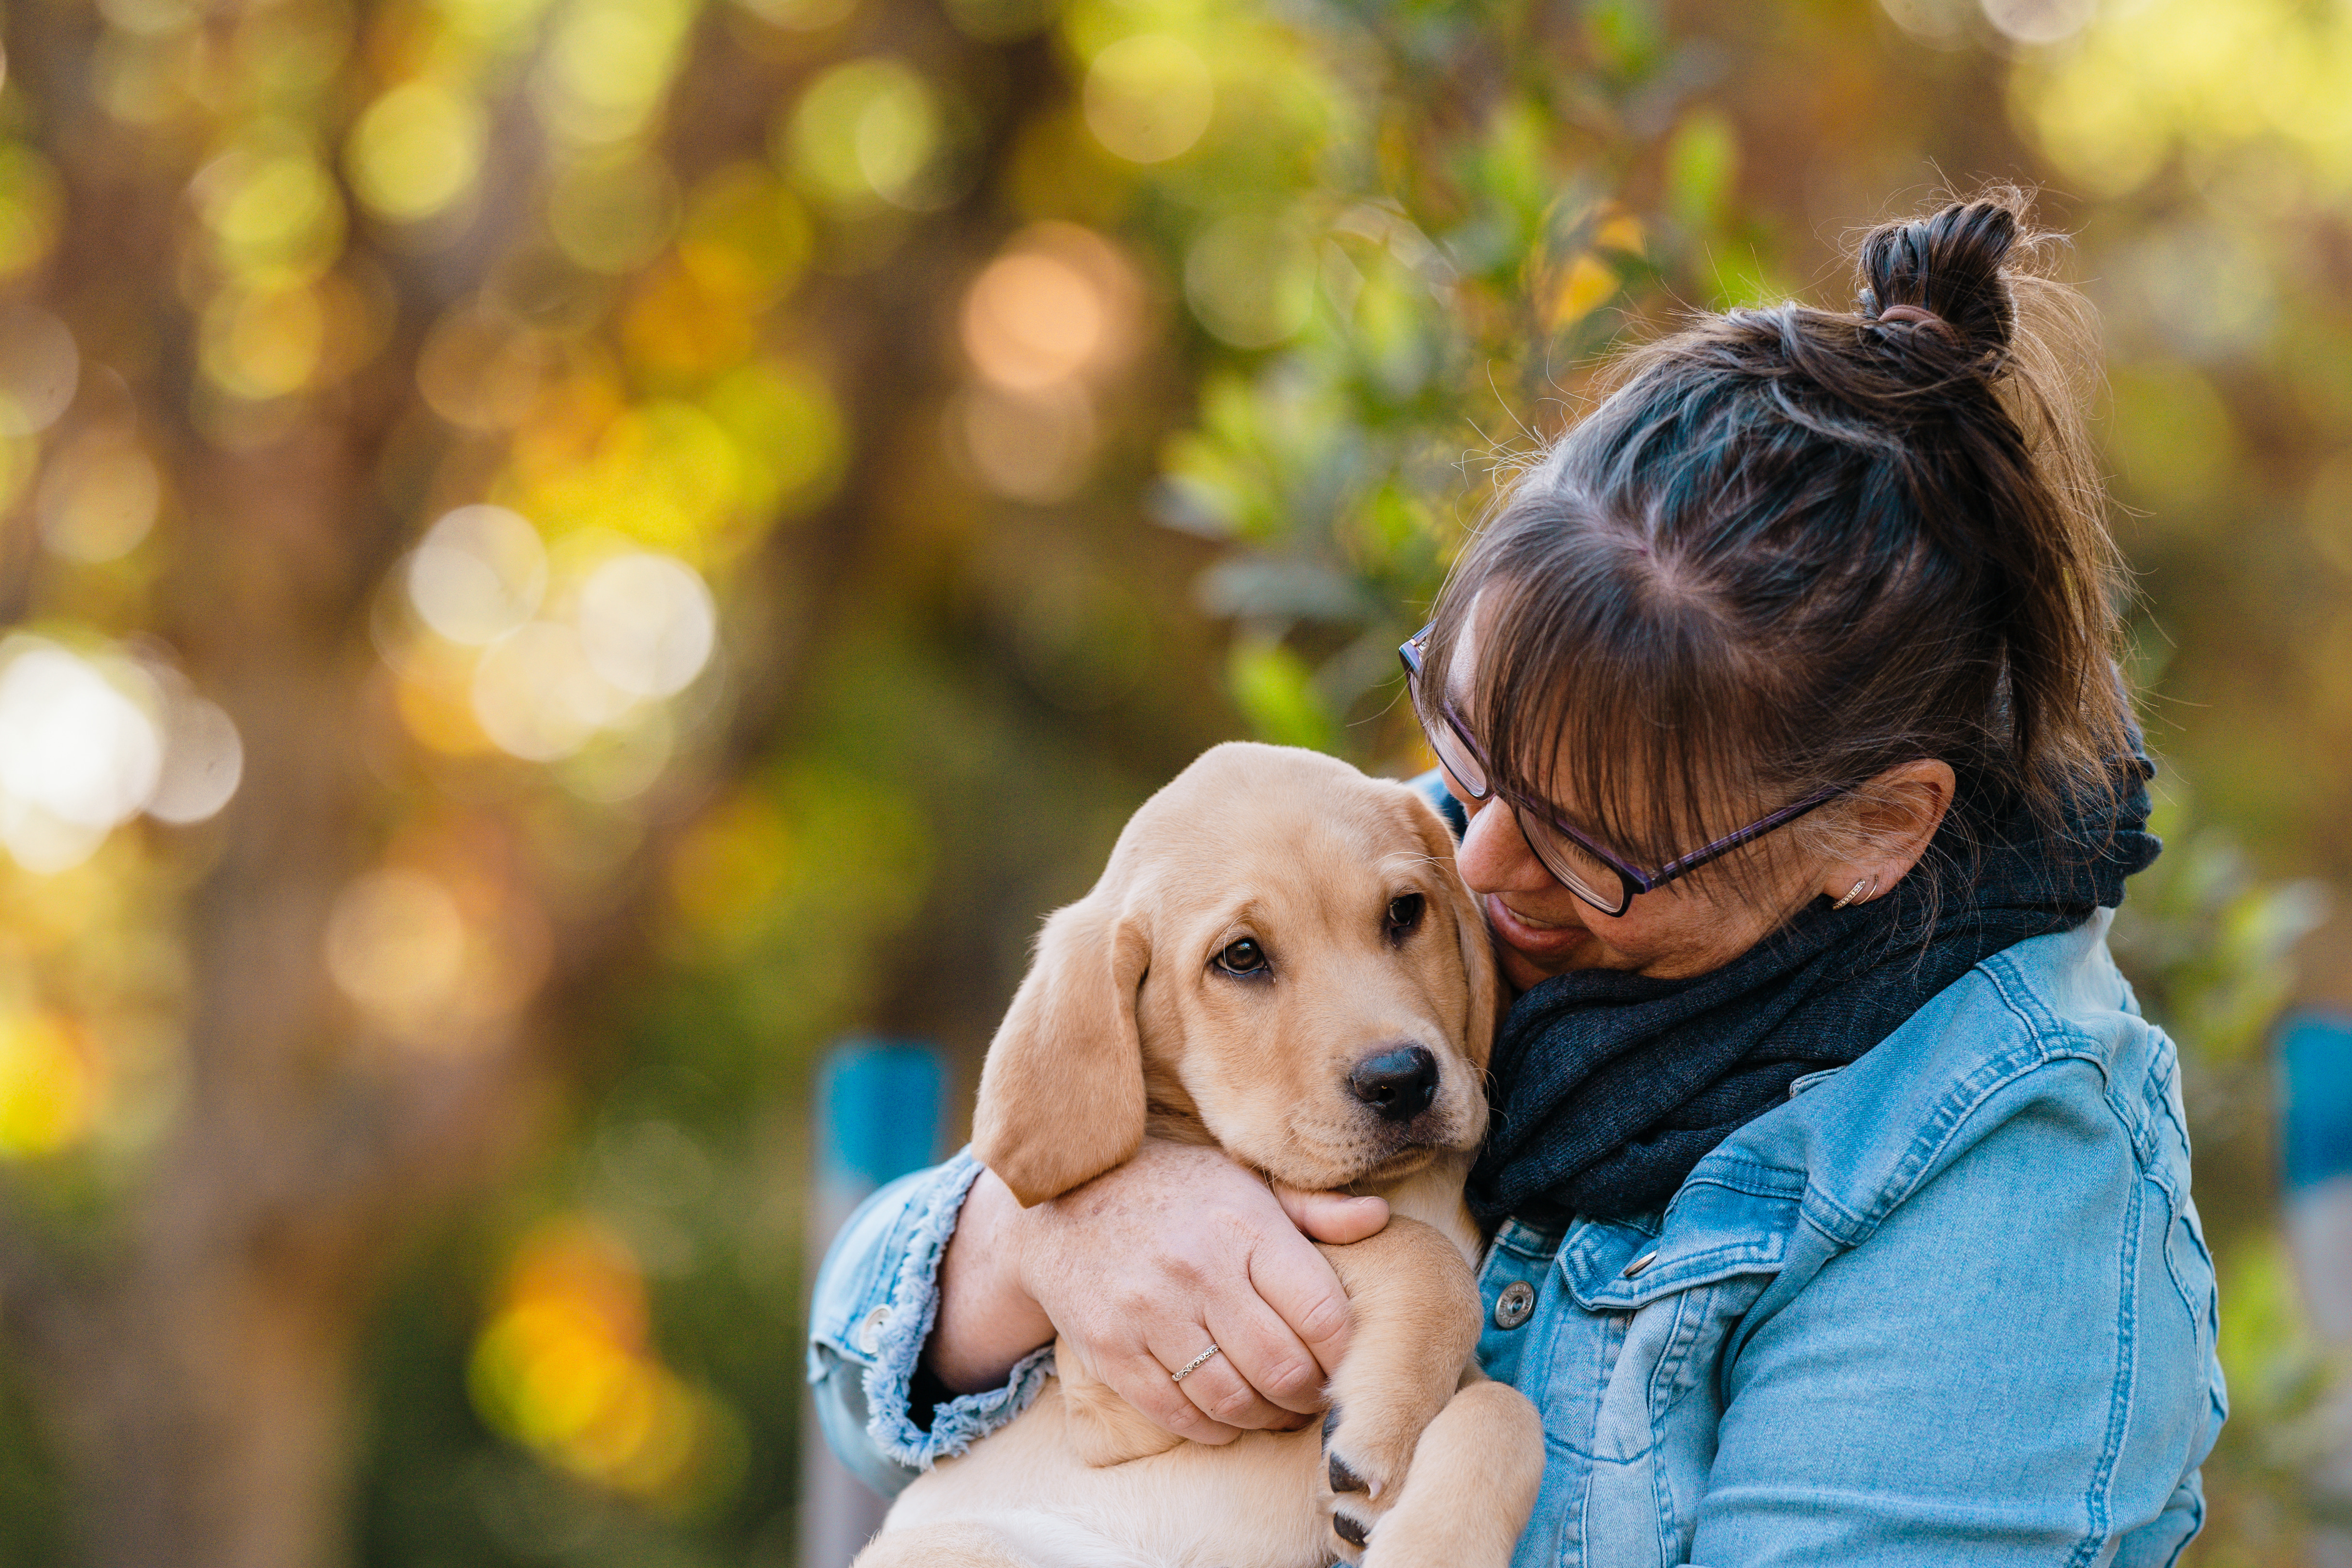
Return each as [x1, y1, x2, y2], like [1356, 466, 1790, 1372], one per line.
[807, 1148, 1055, 1478]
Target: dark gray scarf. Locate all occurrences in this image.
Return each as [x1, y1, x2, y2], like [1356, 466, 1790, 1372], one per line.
[1456, 755, 2160, 1229]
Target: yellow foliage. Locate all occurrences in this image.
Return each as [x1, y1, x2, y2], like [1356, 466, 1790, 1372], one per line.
[200, 283, 327, 400]
[1594, 212, 1643, 255]
[0, 145, 64, 281]
[782, 56, 945, 210]
[2015, 0, 2352, 200]
[194, 135, 346, 285]
[434, 0, 560, 49]
[508, 373, 629, 487]
[622, 258, 762, 383]
[702, 357, 846, 526]
[510, 399, 741, 558]
[347, 78, 489, 222]
[1084, 33, 1215, 164]
[534, 0, 697, 145]
[392, 637, 499, 755]
[0, 1011, 97, 1158]
[679, 163, 813, 308]
[470, 1214, 732, 1505]
[668, 792, 795, 938]
[1545, 252, 1618, 332]
[548, 148, 680, 273]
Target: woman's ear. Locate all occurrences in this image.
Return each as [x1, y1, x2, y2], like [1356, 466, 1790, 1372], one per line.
[1821, 759, 1957, 903]
[1401, 790, 1501, 1068]
[971, 893, 1153, 1207]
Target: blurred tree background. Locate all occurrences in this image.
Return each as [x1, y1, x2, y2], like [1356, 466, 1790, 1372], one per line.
[0, 0, 2345, 1559]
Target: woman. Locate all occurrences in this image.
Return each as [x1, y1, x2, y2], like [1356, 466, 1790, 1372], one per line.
[808, 192, 2225, 1565]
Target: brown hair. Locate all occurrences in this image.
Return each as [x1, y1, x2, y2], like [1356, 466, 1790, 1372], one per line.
[1415, 187, 2130, 886]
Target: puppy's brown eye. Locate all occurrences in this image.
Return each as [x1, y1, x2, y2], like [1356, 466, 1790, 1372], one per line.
[1214, 938, 1268, 977]
[1385, 893, 1425, 941]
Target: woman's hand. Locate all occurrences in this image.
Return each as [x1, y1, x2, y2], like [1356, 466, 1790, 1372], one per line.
[928, 1140, 1390, 1444]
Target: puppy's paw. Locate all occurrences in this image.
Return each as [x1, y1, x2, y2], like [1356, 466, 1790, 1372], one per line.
[1317, 1397, 1422, 1563]
[1344, 1379, 1545, 1568]
[1318, 1390, 1427, 1510]
[1326, 1497, 1375, 1564]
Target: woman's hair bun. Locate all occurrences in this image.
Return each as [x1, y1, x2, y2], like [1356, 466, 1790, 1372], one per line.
[1421, 181, 2127, 892]
[1856, 192, 2027, 361]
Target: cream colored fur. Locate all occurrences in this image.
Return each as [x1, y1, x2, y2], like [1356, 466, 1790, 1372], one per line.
[856, 743, 1544, 1568]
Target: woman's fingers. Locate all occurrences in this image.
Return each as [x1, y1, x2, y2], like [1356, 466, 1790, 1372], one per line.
[1204, 1289, 1329, 1418]
[1274, 1181, 1390, 1245]
[1015, 1141, 1353, 1439]
[1151, 1317, 1298, 1432]
[1246, 1220, 1354, 1381]
[1107, 1339, 1243, 1445]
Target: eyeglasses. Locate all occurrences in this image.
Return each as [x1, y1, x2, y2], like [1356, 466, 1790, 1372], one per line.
[1398, 622, 1847, 917]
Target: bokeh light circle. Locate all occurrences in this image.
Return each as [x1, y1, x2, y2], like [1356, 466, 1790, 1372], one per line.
[0, 636, 162, 873]
[349, 80, 490, 222]
[961, 251, 1104, 390]
[472, 621, 633, 761]
[36, 436, 161, 563]
[0, 307, 79, 436]
[1083, 35, 1214, 163]
[325, 868, 466, 1021]
[1184, 210, 1317, 348]
[408, 505, 549, 646]
[148, 693, 244, 825]
[1979, 0, 2094, 44]
[576, 552, 716, 698]
[786, 58, 949, 210]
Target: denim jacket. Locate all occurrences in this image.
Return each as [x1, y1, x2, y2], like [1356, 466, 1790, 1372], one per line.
[810, 908, 2224, 1567]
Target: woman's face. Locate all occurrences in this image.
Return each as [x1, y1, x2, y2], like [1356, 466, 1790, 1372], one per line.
[1438, 608, 1833, 989]
[1449, 778, 1820, 987]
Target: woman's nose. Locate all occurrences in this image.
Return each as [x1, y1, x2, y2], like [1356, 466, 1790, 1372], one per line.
[1455, 797, 1551, 894]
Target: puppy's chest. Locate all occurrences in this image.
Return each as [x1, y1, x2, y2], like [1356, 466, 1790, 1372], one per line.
[1368, 1156, 1482, 1267]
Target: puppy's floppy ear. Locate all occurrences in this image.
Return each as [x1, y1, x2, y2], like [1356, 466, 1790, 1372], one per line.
[972, 892, 1152, 1206]
[1401, 790, 1500, 1069]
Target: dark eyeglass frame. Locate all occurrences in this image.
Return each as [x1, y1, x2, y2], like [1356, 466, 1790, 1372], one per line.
[1399, 622, 1848, 917]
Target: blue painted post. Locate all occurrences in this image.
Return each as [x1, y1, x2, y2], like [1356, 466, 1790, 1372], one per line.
[800, 1039, 948, 1568]
[2282, 1012, 2352, 1342]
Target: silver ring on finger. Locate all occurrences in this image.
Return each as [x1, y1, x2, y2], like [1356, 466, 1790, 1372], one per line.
[1169, 1344, 1223, 1384]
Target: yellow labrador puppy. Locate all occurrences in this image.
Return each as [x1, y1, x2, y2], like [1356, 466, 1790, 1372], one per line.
[854, 742, 1543, 1568]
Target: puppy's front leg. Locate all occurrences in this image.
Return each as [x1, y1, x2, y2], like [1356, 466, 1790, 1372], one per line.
[1312, 1217, 1481, 1511]
[1357, 1377, 1543, 1568]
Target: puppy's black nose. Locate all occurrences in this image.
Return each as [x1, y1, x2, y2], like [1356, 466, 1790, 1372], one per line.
[1348, 1046, 1437, 1123]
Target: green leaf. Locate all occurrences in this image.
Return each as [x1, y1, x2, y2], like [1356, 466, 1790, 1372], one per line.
[1228, 636, 1338, 751]
[1664, 108, 1737, 236]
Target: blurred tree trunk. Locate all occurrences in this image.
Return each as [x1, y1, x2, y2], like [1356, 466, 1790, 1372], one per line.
[54, 1261, 364, 1567]
[0, 376, 520, 1568]
[0, 0, 1011, 1551]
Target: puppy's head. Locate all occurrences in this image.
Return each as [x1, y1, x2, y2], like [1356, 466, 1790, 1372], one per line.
[973, 742, 1498, 1205]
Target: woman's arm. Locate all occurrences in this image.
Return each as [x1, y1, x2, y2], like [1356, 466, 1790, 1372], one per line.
[808, 1154, 1021, 1493]
[808, 1141, 1390, 1486]
[932, 1141, 1386, 1442]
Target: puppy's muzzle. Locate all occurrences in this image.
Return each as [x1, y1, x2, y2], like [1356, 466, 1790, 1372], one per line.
[1348, 1045, 1439, 1124]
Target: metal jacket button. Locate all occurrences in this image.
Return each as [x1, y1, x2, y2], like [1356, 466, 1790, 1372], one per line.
[1493, 1280, 1536, 1330]
[1621, 1250, 1658, 1279]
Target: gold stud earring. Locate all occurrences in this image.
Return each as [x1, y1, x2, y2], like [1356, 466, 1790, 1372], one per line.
[1830, 875, 1879, 911]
